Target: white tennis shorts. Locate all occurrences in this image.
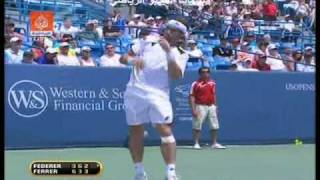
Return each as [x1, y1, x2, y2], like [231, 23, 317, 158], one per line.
[124, 91, 173, 126]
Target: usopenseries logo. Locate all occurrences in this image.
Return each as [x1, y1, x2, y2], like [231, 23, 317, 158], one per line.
[8, 80, 48, 118]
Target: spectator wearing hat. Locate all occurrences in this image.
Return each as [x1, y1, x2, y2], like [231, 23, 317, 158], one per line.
[266, 44, 287, 71]
[56, 35, 78, 57]
[99, 43, 124, 67]
[79, 46, 96, 67]
[38, 48, 58, 65]
[252, 53, 271, 71]
[21, 51, 37, 64]
[57, 42, 80, 66]
[103, 18, 121, 38]
[189, 67, 226, 149]
[55, 16, 79, 40]
[76, 20, 100, 44]
[128, 14, 146, 38]
[304, 46, 315, 65]
[187, 40, 204, 59]
[5, 37, 24, 64]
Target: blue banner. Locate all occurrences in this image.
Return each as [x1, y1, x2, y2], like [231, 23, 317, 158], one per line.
[5, 65, 315, 149]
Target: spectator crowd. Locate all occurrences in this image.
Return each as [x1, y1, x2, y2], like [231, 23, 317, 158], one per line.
[4, 0, 315, 72]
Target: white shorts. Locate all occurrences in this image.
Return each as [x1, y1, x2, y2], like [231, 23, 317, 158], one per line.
[124, 91, 173, 126]
[192, 104, 219, 130]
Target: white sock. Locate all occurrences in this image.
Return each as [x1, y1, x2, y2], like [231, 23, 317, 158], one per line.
[166, 164, 176, 176]
[134, 162, 145, 174]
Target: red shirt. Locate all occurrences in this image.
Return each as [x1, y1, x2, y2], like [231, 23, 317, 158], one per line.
[252, 60, 271, 71]
[190, 79, 216, 105]
[263, 3, 278, 17]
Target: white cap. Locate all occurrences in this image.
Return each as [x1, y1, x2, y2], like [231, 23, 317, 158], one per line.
[86, 20, 94, 25]
[187, 39, 196, 44]
[231, 1, 236, 4]
[241, 41, 249, 46]
[81, 46, 91, 51]
[10, 37, 21, 43]
[202, 19, 209, 24]
[268, 44, 278, 50]
[46, 47, 57, 54]
[133, 14, 141, 18]
[305, 46, 313, 51]
[75, 48, 81, 54]
[156, 16, 162, 20]
[166, 20, 187, 35]
[263, 34, 271, 39]
[60, 42, 70, 47]
[146, 17, 154, 21]
[92, 19, 99, 24]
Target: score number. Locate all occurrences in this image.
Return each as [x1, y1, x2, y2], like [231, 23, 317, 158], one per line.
[31, 161, 102, 176]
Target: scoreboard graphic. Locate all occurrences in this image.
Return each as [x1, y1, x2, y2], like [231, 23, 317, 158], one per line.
[30, 161, 102, 176]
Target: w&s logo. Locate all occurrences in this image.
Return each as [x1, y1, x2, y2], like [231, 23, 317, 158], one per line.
[8, 80, 48, 118]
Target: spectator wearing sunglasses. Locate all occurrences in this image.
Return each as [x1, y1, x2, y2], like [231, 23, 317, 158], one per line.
[99, 43, 124, 67]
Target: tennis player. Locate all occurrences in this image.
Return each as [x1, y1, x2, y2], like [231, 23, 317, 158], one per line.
[120, 20, 189, 180]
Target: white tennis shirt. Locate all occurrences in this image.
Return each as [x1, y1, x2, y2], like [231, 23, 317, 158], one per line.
[126, 37, 189, 99]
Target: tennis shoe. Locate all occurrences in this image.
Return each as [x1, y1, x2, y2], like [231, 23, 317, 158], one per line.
[134, 172, 148, 180]
[211, 143, 226, 149]
[193, 143, 201, 149]
[165, 174, 180, 180]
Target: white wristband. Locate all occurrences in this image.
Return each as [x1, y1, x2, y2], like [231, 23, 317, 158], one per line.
[166, 51, 176, 63]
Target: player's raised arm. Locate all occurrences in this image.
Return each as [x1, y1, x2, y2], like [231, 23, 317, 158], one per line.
[159, 20, 189, 80]
[120, 40, 144, 70]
